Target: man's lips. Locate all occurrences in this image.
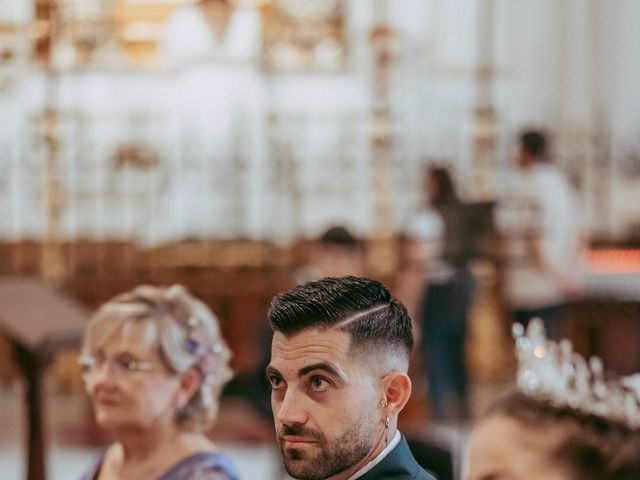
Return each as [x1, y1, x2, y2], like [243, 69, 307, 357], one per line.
[281, 436, 317, 448]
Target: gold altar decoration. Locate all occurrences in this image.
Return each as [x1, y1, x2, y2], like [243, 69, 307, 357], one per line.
[33, 0, 54, 64]
[147, 240, 293, 268]
[112, 142, 161, 169]
[466, 260, 515, 382]
[471, 1, 498, 201]
[113, 1, 178, 67]
[0, 23, 27, 92]
[471, 106, 497, 200]
[368, 3, 400, 276]
[260, 0, 346, 72]
[32, 0, 114, 68]
[39, 108, 67, 287]
[31, 0, 195, 69]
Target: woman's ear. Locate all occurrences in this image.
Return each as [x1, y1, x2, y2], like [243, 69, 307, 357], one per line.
[382, 372, 412, 415]
[176, 368, 201, 408]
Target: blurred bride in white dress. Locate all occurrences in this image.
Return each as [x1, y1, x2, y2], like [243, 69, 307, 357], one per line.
[148, 0, 264, 243]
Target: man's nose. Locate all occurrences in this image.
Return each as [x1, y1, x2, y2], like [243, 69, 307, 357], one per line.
[275, 389, 308, 426]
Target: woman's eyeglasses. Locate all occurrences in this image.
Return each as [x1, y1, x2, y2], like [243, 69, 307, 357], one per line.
[78, 353, 164, 382]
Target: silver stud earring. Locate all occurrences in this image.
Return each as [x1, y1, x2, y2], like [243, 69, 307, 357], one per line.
[381, 399, 388, 408]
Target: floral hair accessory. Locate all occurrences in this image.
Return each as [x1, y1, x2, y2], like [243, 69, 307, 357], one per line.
[185, 315, 207, 354]
[198, 344, 223, 386]
[182, 313, 224, 387]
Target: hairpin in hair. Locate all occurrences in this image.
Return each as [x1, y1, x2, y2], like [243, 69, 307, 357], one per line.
[513, 319, 640, 429]
[185, 315, 206, 354]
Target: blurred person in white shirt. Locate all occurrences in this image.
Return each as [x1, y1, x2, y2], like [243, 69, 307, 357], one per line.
[496, 130, 585, 337]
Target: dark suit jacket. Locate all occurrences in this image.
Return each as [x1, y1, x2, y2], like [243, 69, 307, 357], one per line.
[358, 435, 438, 480]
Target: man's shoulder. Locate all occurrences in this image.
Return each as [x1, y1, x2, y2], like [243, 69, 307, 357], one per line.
[407, 466, 437, 480]
[409, 461, 437, 480]
[359, 435, 438, 480]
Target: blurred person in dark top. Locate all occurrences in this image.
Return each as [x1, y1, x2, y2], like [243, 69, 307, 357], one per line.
[406, 166, 478, 422]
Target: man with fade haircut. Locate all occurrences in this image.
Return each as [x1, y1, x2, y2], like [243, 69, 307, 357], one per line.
[266, 276, 437, 480]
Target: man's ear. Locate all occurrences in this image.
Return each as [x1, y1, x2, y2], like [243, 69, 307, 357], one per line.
[381, 372, 412, 415]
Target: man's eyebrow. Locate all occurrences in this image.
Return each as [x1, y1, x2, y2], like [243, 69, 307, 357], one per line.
[298, 362, 345, 381]
[266, 363, 347, 383]
[265, 365, 281, 377]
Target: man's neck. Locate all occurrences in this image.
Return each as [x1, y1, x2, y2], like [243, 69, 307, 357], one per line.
[324, 428, 399, 480]
[347, 431, 401, 480]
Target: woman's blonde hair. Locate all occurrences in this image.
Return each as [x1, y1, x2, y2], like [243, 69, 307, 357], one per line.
[82, 284, 233, 431]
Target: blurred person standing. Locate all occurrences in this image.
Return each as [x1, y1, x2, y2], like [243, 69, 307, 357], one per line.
[78, 285, 240, 480]
[161, 0, 261, 67]
[497, 130, 584, 338]
[159, 0, 263, 163]
[150, 0, 264, 242]
[406, 166, 477, 422]
[296, 225, 366, 283]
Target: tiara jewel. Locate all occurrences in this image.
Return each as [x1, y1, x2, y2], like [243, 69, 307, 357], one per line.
[513, 319, 640, 429]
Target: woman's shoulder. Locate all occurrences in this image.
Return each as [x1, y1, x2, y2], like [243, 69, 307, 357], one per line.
[159, 450, 241, 480]
[76, 447, 110, 480]
[77, 446, 240, 480]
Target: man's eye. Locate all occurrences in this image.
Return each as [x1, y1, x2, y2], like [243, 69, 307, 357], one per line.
[268, 375, 283, 389]
[309, 376, 330, 392]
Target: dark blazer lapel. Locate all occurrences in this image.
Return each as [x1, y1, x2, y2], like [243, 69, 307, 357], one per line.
[357, 435, 437, 480]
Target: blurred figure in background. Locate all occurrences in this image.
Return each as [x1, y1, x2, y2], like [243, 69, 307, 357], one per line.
[296, 225, 366, 283]
[467, 320, 640, 480]
[151, 0, 264, 242]
[78, 285, 239, 480]
[497, 130, 584, 338]
[161, 0, 261, 68]
[160, 0, 263, 160]
[406, 166, 476, 423]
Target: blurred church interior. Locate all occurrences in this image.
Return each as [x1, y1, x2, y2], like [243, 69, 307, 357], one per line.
[0, 0, 639, 479]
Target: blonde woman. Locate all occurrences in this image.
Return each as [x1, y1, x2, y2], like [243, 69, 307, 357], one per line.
[78, 285, 239, 480]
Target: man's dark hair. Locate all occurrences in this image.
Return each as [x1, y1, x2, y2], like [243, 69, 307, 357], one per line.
[268, 276, 413, 363]
[519, 130, 547, 160]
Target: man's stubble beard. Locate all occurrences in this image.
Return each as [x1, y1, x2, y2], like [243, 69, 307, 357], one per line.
[279, 413, 380, 480]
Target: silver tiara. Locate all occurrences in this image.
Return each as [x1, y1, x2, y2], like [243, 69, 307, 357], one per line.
[513, 319, 640, 429]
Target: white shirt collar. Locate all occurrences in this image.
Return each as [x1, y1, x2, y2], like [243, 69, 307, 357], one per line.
[346, 431, 401, 480]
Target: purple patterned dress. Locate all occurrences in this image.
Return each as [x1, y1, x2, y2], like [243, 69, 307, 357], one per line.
[78, 451, 241, 480]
